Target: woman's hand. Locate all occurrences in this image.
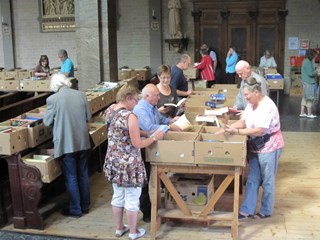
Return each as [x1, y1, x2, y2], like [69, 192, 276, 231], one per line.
[224, 125, 238, 135]
[153, 131, 165, 141]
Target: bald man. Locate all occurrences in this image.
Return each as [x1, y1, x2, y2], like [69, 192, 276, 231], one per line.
[133, 84, 180, 222]
[234, 60, 269, 110]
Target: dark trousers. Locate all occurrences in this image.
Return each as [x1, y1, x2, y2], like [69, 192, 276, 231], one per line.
[140, 149, 151, 218]
[61, 150, 91, 215]
[226, 72, 236, 84]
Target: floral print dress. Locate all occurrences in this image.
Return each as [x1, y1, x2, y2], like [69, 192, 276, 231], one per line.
[103, 105, 147, 188]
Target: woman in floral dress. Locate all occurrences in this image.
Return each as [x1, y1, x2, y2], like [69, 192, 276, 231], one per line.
[103, 84, 164, 240]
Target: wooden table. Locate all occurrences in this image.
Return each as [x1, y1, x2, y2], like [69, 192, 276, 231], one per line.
[150, 163, 241, 240]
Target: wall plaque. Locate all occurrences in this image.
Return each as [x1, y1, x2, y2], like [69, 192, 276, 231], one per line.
[39, 0, 75, 32]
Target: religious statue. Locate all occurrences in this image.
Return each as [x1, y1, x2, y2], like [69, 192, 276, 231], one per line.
[168, 0, 183, 39]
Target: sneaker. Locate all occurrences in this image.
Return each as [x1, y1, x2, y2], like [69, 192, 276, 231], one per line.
[238, 212, 253, 220]
[307, 114, 317, 119]
[115, 225, 129, 237]
[128, 228, 146, 240]
[299, 113, 307, 117]
[254, 213, 271, 219]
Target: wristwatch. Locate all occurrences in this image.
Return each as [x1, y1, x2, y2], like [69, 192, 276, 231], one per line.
[152, 136, 157, 142]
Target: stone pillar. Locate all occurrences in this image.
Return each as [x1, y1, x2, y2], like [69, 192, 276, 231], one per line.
[0, 0, 15, 69]
[75, 0, 118, 90]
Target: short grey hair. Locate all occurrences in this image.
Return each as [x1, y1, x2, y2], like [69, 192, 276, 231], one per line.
[58, 49, 68, 57]
[50, 73, 71, 92]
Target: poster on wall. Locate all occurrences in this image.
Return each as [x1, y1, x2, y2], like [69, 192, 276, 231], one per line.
[39, 0, 75, 32]
[299, 39, 310, 50]
[288, 37, 299, 50]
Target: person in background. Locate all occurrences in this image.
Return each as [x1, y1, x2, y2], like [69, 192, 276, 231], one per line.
[170, 54, 193, 98]
[259, 50, 277, 68]
[156, 64, 179, 118]
[58, 49, 74, 77]
[43, 73, 91, 218]
[195, 48, 215, 88]
[133, 84, 181, 223]
[234, 60, 269, 110]
[103, 84, 164, 239]
[217, 76, 284, 220]
[200, 44, 218, 80]
[34, 55, 50, 78]
[225, 46, 238, 84]
[300, 49, 317, 118]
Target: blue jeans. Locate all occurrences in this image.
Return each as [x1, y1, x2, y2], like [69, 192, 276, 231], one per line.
[240, 149, 282, 216]
[61, 150, 91, 215]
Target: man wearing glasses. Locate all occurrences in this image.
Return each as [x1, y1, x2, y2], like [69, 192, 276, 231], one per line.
[234, 60, 269, 110]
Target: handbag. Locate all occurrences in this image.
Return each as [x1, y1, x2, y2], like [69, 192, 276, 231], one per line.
[247, 134, 271, 152]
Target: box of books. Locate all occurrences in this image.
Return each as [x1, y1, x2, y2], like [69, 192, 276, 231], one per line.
[0, 78, 20, 91]
[195, 133, 246, 166]
[0, 126, 29, 155]
[146, 132, 198, 164]
[35, 80, 51, 91]
[1, 114, 52, 148]
[22, 149, 62, 183]
[183, 67, 198, 79]
[268, 79, 284, 90]
[88, 123, 108, 148]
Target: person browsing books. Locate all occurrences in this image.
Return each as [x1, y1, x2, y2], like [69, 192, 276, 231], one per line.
[156, 64, 185, 118]
[34, 55, 50, 78]
[170, 54, 193, 98]
[133, 83, 181, 223]
[194, 47, 215, 88]
[103, 84, 164, 239]
[234, 60, 269, 110]
[216, 76, 284, 221]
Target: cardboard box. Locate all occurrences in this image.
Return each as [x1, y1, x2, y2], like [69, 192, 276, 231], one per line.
[0, 79, 20, 91]
[0, 126, 29, 155]
[268, 79, 284, 90]
[165, 174, 214, 211]
[264, 68, 278, 75]
[131, 69, 151, 80]
[195, 133, 246, 166]
[118, 69, 132, 80]
[183, 68, 199, 79]
[199, 126, 220, 134]
[86, 92, 109, 114]
[5, 70, 17, 79]
[146, 132, 198, 164]
[22, 149, 62, 183]
[16, 70, 32, 80]
[1, 113, 53, 148]
[188, 79, 207, 90]
[19, 79, 37, 91]
[35, 80, 51, 91]
[88, 123, 108, 148]
[289, 87, 302, 96]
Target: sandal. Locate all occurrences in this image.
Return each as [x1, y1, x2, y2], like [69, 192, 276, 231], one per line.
[254, 213, 271, 219]
[128, 228, 146, 240]
[115, 225, 129, 237]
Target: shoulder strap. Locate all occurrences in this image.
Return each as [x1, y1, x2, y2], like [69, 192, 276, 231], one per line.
[106, 107, 126, 128]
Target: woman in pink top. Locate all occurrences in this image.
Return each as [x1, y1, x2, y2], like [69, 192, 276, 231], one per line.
[217, 76, 284, 220]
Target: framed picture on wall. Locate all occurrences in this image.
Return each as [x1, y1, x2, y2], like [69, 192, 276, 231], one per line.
[39, 0, 75, 32]
[299, 39, 310, 50]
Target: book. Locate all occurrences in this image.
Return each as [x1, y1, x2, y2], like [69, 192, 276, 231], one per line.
[172, 114, 193, 131]
[204, 107, 229, 116]
[163, 97, 186, 117]
[195, 114, 217, 123]
[164, 97, 186, 108]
